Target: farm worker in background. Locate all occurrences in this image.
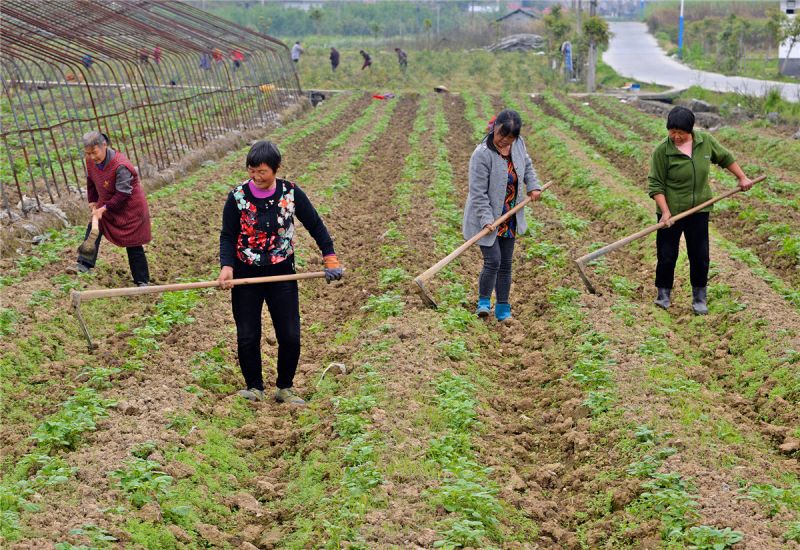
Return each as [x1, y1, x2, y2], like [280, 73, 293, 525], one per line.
[463, 110, 541, 322]
[648, 106, 754, 315]
[218, 141, 343, 406]
[199, 50, 212, 71]
[81, 53, 93, 70]
[212, 48, 224, 64]
[138, 47, 149, 64]
[152, 45, 162, 65]
[330, 47, 340, 72]
[395, 47, 408, 72]
[231, 49, 245, 71]
[359, 50, 372, 70]
[66, 131, 151, 286]
[291, 41, 303, 64]
[561, 40, 573, 79]
[486, 114, 497, 133]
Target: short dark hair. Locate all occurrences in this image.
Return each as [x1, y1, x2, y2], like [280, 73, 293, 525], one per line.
[246, 140, 281, 171]
[486, 109, 522, 152]
[666, 106, 695, 133]
[495, 109, 522, 138]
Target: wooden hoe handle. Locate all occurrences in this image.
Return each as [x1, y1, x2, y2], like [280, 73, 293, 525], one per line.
[71, 271, 328, 304]
[416, 181, 553, 285]
[575, 175, 766, 267]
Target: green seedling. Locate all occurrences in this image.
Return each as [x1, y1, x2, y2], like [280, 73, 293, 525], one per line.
[378, 267, 409, 288]
[440, 307, 476, 333]
[785, 521, 800, 542]
[438, 338, 472, 361]
[67, 524, 118, 546]
[109, 457, 173, 508]
[361, 293, 404, 318]
[0, 307, 19, 336]
[30, 388, 116, 450]
[683, 525, 743, 549]
[739, 483, 800, 518]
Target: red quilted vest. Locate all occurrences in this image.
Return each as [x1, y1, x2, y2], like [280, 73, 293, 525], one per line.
[86, 151, 152, 247]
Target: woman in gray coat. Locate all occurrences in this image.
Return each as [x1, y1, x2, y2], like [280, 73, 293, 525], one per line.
[462, 109, 541, 321]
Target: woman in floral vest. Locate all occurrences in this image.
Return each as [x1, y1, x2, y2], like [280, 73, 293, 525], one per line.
[218, 141, 342, 406]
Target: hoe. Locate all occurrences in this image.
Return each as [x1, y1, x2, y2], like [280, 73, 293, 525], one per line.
[573, 175, 766, 294]
[414, 181, 553, 308]
[71, 271, 336, 351]
[77, 213, 101, 257]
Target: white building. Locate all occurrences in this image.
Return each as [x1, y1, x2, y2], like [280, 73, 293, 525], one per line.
[780, 0, 800, 76]
[280, 1, 324, 11]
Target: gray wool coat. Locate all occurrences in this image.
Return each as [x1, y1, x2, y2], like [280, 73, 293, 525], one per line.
[462, 136, 541, 247]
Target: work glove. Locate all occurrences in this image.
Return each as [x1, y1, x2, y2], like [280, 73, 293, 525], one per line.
[323, 254, 343, 284]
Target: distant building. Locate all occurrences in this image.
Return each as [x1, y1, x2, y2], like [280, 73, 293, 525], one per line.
[780, 0, 800, 76]
[470, 3, 501, 14]
[596, 0, 641, 18]
[280, 1, 323, 11]
[495, 8, 539, 34]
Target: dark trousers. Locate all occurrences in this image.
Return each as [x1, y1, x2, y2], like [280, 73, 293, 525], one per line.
[478, 236, 515, 303]
[231, 260, 300, 391]
[655, 212, 709, 289]
[77, 222, 150, 285]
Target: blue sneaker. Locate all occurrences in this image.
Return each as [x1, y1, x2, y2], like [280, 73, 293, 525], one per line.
[495, 302, 512, 322]
[476, 296, 491, 318]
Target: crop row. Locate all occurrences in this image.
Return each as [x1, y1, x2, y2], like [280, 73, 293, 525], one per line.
[538, 92, 800, 307]
[507, 92, 798, 545]
[0, 96, 362, 542]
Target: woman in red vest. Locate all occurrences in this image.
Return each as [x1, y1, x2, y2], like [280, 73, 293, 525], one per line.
[67, 131, 152, 286]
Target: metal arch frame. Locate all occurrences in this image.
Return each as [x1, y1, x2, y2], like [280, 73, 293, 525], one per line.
[0, 0, 303, 223]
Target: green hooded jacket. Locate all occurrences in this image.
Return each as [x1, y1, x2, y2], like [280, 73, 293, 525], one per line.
[647, 130, 735, 215]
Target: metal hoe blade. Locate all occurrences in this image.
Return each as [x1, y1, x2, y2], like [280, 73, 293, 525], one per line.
[414, 277, 439, 309]
[70, 291, 98, 351]
[573, 259, 598, 295]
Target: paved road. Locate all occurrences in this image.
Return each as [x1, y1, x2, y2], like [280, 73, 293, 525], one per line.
[603, 22, 800, 103]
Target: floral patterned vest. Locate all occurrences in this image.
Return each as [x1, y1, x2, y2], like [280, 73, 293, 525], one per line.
[233, 179, 296, 266]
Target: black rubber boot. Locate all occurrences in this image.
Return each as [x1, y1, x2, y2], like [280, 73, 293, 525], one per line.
[692, 287, 708, 315]
[654, 287, 671, 309]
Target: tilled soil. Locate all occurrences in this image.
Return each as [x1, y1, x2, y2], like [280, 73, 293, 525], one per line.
[506, 96, 800, 548]
[0, 93, 370, 465]
[583, 95, 800, 290]
[532, 95, 800, 429]
[3, 91, 799, 549]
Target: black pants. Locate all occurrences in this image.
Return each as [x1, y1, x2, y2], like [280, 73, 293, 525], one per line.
[478, 236, 515, 303]
[655, 212, 709, 289]
[77, 222, 150, 285]
[232, 259, 300, 391]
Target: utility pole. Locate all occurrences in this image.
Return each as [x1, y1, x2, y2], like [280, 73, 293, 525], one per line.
[577, 0, 583, 36]
[678, 0, 685, 59]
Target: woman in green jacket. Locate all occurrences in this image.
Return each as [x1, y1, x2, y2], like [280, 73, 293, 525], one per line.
[647, 106, 753, 315]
